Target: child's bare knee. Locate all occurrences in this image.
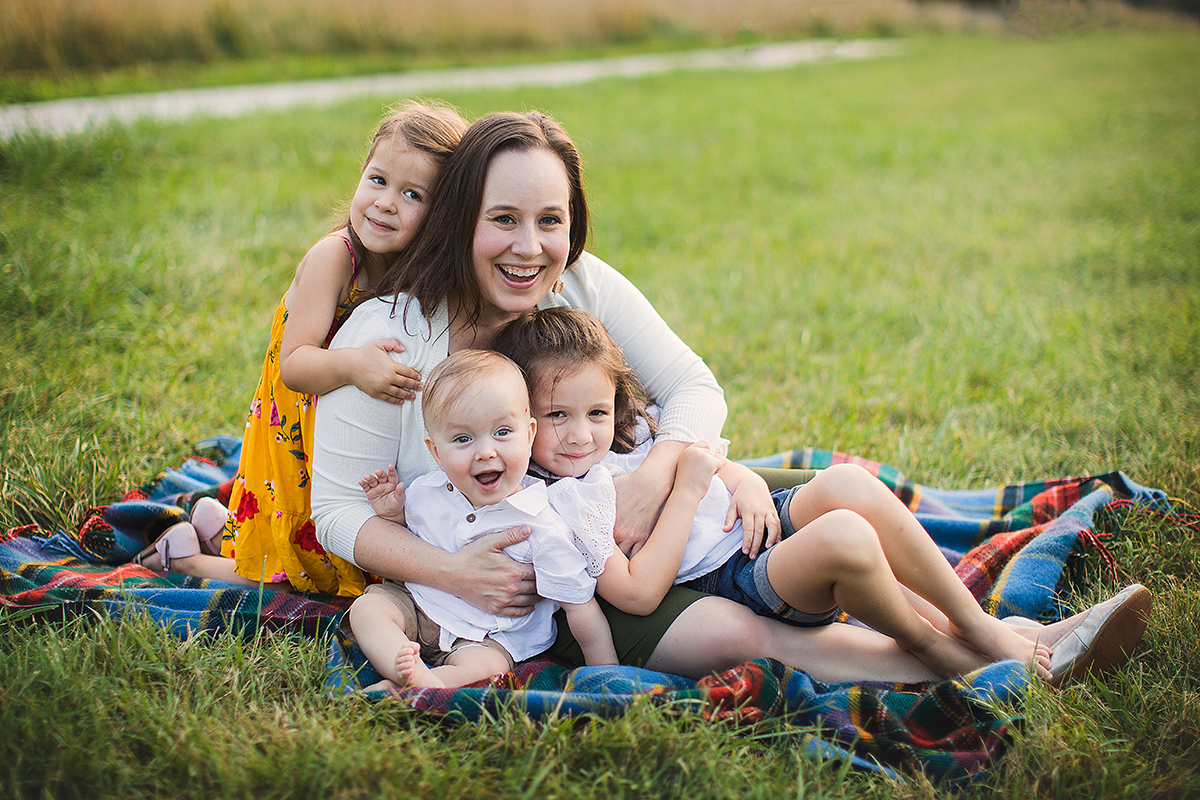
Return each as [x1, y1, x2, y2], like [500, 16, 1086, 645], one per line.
[808, 508, 871, 542]
[826, 462, 886, 500]
[348, 594, 394, 628]
[811, 509, 879, 570]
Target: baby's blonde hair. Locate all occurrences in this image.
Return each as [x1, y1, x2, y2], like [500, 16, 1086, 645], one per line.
[422, 349, 529, 434]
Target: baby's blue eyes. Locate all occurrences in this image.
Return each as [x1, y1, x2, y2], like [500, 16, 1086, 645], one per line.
[453, 429, 513, 443]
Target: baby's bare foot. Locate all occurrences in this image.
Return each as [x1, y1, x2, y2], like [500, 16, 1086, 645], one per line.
[396, 641, 445, 689]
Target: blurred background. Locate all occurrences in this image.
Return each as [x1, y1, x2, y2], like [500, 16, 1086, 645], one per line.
[3, 0, 1196, 102]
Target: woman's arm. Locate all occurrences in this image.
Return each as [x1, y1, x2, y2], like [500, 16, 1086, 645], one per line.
[354, 515, 538, 616]
[551, 253, 727, 444]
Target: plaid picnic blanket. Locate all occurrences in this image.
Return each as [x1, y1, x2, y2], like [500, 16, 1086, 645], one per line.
[0, 439, 1179, 784]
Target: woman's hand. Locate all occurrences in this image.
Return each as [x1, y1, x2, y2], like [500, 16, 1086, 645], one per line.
[349, 339, 422, 404]
[611, 441, 686, 556]
[449, 526, 538, 617]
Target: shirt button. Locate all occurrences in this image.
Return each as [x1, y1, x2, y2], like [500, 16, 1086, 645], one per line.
[446, 483, 454, 491]
[466, 513, 476, 523]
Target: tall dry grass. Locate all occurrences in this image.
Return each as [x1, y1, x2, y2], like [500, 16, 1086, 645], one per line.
[1, 0, 1000, 73]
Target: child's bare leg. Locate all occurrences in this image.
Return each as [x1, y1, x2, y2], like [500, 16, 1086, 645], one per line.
[765, 509, 989, 678]
[901, 586, 1085, 649]
[161, 553, 292, 590]
[645, 596, 940, 683]
[348, 593, 420, 690]
[417, 644, 511, 689]
[788, 464, 1051, 677]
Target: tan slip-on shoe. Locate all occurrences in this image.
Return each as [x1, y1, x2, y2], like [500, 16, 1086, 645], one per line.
[1048, 583, 1152, 687]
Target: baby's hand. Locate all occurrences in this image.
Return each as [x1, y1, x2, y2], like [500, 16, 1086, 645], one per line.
[351, 339, 422, 405]
[360, 465, 406, 524]
[675, 441, 722, 495]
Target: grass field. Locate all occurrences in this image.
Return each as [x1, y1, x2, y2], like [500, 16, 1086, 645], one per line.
[2, 30, 1199, 798]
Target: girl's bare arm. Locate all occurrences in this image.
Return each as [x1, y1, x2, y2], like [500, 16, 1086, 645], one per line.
[279, 235, 420, 402]
[596, 444, 720, 615]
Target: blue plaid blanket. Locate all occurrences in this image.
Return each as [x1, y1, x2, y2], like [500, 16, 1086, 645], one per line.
[2, 438, 1179, 783]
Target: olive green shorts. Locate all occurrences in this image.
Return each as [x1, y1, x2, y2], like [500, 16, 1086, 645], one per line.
[748, 467, 821, 492]
[547, 584, 707, 667]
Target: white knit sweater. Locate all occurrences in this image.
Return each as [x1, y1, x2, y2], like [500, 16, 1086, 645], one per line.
[310, 251, 726, 566]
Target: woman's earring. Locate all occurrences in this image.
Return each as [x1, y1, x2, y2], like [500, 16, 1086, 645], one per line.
[552, 279, 564, 294]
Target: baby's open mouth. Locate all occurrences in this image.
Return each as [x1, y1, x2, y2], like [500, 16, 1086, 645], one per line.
[474, 470, 503, 488]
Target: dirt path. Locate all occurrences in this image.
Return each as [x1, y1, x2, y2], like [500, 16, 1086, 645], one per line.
[0, 39, 902, 139]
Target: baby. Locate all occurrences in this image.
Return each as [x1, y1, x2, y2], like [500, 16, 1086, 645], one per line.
[347, 349, 617, 690]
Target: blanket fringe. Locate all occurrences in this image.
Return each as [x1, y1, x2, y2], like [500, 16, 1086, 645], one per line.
[1077, 526, 1121, 582]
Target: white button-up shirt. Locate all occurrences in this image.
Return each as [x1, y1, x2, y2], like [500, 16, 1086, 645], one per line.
[405, 471, 595, 662]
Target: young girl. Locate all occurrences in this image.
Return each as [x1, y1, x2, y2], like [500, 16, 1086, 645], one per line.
[493, 307, 1057, 680]
[134, 101, 468, 595]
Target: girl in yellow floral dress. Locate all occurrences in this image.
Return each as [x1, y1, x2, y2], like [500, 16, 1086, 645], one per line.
[142, 102, 467, 595]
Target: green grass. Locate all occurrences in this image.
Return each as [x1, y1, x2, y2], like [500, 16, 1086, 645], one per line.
[2, 30, 1200, 798]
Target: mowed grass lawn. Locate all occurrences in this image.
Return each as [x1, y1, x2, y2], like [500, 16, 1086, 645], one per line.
[2, 31, 1199, 798]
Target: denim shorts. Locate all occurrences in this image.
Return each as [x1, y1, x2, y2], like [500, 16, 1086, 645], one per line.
[682, 484, 839, 627]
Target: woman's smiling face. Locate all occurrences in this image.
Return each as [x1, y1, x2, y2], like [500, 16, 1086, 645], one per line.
[471, 147, 571, 323]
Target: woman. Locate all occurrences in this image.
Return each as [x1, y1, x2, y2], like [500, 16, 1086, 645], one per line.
[307, 110, 1147, 683]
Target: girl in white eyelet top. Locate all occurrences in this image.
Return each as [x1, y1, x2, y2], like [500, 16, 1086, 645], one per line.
[496, 307, 1057, 681]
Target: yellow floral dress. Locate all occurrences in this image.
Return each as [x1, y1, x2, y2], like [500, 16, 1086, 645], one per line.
[220, 235, 367, 596]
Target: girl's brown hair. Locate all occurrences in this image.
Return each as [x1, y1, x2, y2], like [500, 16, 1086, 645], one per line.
[492, 307, 652, 455]
[376, 111, 590, 331]
[338, 100, 469, 269]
